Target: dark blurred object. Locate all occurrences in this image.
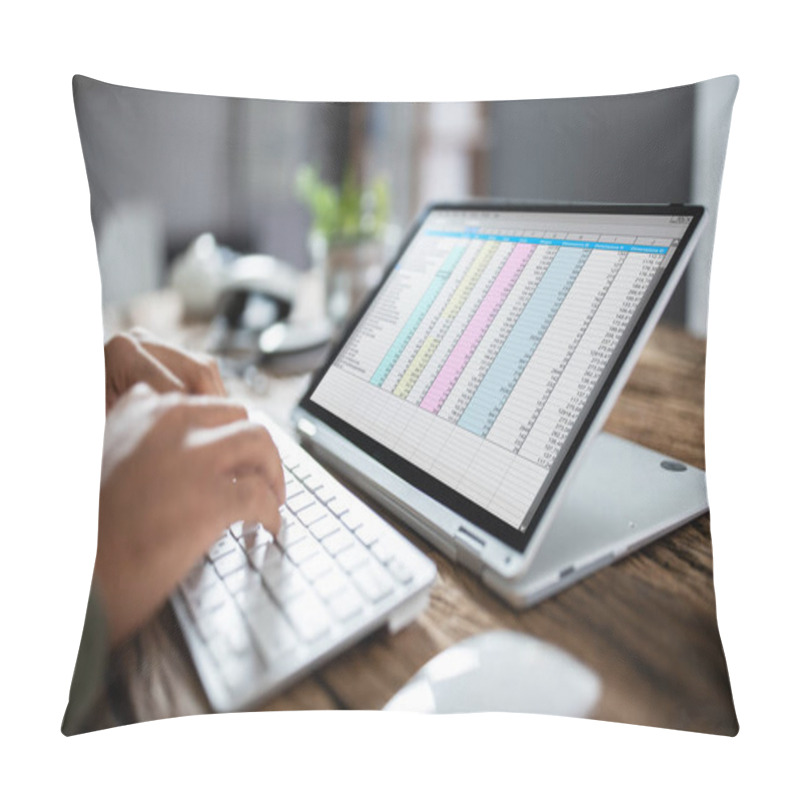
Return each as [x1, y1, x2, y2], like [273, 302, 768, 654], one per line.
[257, 318, 335, 375]
[208, 278, 333, 376]
[208, 285, 293, 358]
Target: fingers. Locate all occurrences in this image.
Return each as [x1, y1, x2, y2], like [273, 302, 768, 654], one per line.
[129, 328, 226, 397]
[151, 395, 286, 510]
[227, 473, 283, 534]
[120, 368, 286, 534]
[188, 419, 286, 505]
[106, 329, 228, 410]
[106, 333, 185, 407]
[155, 394, 250, 434]
[144, 342, 226, 396]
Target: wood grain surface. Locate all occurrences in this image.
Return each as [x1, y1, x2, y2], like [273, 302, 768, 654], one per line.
[108, 325, 738, 735]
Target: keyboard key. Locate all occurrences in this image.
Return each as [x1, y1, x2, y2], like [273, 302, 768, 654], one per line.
[238, 590, 278, 619]
[194, 599, 245, 642]
[208, 641, 264, 691]
[328, 587, 364, 622]
[313, 569, 348, 601]
[183, 582, 229, 616]
[298, 552, 335, 583]
[327, 496, 350, 517]
[322, 530, 355, 557]
[338, 510, 364, 532]
[213, 547, 249, 578]
[284, 478, 304, 499]
[221, 615, 253, 655]
[249, 541, 283, 573]
[194, 612, 224, 642]
[283, 595, 330, 642]
[238, 523, 274, 553]
[309, 516, 340, 541]
[296, 502, 327, 528]
[314, 482, 338, 504]
[369, 539, 394, 565]
[302, 471, 325, 493]
[260, 553, 295, 581]
[208, 533, 238, 561]
[223, 566, 264, 596]
[280, 452, 302, 472]
[386, 558, 414, 585]
[276, 518, 309, 549]
[334, 544, 371, 574]
[354, 524, 380, 547]
[234, 580, 273, 613]
[269, 575, 308, 606]
[351, 564, 395, 604]
[262, 565, 307, 606]
[286, 489, 315, 515]
[247, 600, 297, 662]
[292, 464, 313, 483]
[286, 537, 322, 566]
[183, 562, 220, 595]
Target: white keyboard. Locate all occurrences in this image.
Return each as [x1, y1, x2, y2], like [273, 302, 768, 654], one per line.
[172, 421, 437, 712]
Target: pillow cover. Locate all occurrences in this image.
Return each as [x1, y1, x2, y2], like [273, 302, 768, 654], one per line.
[64, 75, 738, 735]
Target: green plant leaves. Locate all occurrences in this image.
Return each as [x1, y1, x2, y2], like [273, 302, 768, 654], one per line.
[295, 164, 390, 243]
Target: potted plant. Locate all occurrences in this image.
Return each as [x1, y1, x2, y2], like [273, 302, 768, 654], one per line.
[295, 164, 392, 324]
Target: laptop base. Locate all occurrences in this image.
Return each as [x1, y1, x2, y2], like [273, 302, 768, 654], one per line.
[483, 432, 708, 608]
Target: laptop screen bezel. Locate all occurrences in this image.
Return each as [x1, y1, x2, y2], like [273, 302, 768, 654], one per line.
[298, 200, 705, 554]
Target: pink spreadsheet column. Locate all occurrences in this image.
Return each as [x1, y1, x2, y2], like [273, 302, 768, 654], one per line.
[420, 242, 534, 414]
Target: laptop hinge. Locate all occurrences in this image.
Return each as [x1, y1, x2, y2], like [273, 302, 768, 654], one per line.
[454, 529, 485, 574]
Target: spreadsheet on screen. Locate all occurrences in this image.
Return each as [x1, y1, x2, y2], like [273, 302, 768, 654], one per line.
[311, 209, 693, 531]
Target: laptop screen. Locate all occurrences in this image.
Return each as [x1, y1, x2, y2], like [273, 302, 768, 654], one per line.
[301, 203, 703, 552]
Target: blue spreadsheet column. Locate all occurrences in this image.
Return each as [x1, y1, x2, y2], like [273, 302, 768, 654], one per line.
[457, 245, 589, 438]
[370, 244, 467, 388]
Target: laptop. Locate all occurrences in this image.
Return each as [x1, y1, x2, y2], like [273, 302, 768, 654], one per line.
[173, 200, 708, 713]
[293, 201, 709, 607]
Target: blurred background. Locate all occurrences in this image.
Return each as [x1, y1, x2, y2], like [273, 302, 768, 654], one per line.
[73, 75, 737, 346]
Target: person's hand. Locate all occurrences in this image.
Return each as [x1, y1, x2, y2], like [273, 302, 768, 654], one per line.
[104, 328, 226, 411]
[95, 383, 286, 645]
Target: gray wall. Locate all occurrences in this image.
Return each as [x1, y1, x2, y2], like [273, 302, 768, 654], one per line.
[73, 77, 420, 307]
[74, 77, 342, 271]
[74, 75, 737, 333]
[486, 77, 738, 333]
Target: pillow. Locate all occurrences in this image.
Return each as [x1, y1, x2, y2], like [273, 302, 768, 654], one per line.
[64, 74, 738, 736]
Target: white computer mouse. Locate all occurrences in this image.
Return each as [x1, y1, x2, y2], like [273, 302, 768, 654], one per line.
[383, 629, 601, 717]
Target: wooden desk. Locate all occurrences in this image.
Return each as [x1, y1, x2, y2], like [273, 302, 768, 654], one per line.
[107, 325, 737, 736]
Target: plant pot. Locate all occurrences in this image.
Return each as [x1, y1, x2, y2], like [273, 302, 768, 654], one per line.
[309, 232, 385, 326]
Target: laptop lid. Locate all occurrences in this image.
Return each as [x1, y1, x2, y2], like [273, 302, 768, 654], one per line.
[296, 201, 706, 578]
